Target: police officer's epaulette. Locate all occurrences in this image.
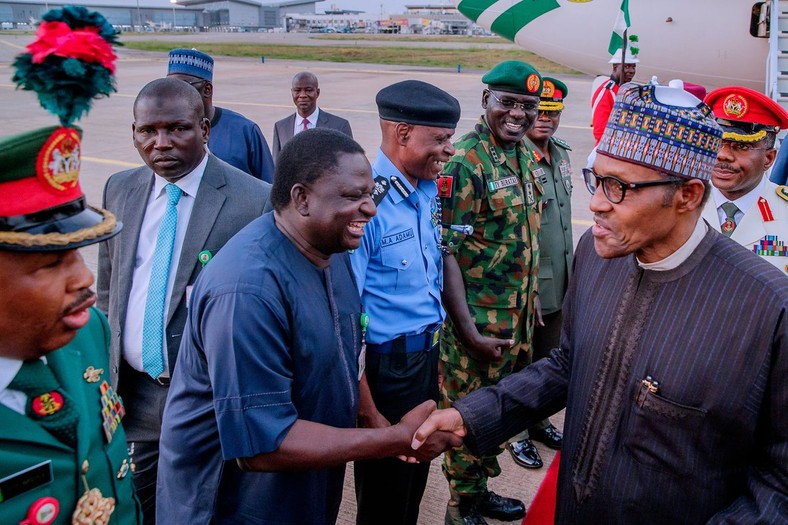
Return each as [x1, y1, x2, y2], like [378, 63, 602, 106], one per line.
[371, 175, 390, 206]
[551, 137, 572, 151]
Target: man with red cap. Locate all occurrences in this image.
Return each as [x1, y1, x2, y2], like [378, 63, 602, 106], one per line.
[0, 7, 141, 524]
[702, 86, 788, 276]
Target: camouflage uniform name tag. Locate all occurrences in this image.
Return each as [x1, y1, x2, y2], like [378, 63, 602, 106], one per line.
[532, 167, 548, 185]
[487, 176, 518, 192]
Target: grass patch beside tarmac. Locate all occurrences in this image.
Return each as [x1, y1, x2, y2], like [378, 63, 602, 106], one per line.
[122, 40, 577, 73]
[312, 34, 509, 44]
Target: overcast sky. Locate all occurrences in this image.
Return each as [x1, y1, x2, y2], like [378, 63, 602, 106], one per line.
[317, 1, 455, 14]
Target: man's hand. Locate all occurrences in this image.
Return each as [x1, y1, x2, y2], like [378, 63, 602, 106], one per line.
[534, 295, 544, 327]
[358, 407, 391, 429]
[393, 401, 463, 463]
[411, 408, 466, 451]
[464, 333, 514, 363]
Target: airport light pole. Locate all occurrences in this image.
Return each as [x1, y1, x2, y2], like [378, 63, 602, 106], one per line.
[170, 0, 177, 30]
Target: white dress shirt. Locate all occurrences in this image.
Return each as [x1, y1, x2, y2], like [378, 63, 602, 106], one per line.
[293, 107, 320, 136]
[123, 155, 207, 375]
[0, 355, 25, 413]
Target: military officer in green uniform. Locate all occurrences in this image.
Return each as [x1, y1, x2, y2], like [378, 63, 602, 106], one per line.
[511, 77, 574, 459]
[0, 7, 141, 525]
[439, 60, 544, 524]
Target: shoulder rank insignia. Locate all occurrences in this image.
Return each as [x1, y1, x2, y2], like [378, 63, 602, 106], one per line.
[390, 175, 411, 199]
[758, 197, 775, 222]
[438, 175, 453, 198]
[777, 185, 788, 203]
[371, 175, 390, 206]
[552, 137, 572, 151]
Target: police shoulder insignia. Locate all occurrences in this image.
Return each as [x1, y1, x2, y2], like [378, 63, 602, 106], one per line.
[371, 175, 390, 206]
[552, 136, 572, 151]
[390, 175, 411, 199]
[777, 185, 788, 203]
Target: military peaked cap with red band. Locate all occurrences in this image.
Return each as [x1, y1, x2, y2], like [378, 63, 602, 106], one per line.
[539, 77, 568, 111]
[1, 6, 121, 252]
[705, 86, 788, 142]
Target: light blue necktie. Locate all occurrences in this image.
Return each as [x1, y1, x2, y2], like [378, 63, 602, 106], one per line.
[141, 183, 182, 379]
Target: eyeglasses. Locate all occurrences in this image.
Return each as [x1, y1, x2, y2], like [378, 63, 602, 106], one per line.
[538, 110, 562, 118]
[581, 168, 682, 204]
[719, 140, 769, 154]
[186, 79, 207, 88]
[486, 90, 539, 112]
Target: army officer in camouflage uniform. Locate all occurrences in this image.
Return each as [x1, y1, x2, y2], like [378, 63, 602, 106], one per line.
[439, 60, 544, 525]
[514, 77, 574, 458]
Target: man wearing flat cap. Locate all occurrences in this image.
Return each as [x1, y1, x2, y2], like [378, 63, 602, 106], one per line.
[413, 81, 788, 523]
[350, 80, 460, 525]
[438, 60, 544, 524]
[0, 8, 141, 523]
[167, 48, 276, 182]
[701, 86, 788, 276]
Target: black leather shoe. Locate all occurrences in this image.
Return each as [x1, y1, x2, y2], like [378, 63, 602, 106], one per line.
[530, 424, 563, 450]
[507, 438, 543, 469]
[478, 490, 526, 521]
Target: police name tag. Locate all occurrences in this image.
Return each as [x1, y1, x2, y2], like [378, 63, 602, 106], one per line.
[487, 176, 518, 192]
[0, 461, 53, 503]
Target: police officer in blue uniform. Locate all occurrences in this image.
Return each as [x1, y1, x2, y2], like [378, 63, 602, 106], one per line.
[351, 80, 461, 525]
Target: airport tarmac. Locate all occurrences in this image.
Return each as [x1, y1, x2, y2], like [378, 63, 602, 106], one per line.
[0, 33, 595, 524]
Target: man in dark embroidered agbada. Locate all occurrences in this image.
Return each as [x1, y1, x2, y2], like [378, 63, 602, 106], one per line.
[414, 82, 788, 523]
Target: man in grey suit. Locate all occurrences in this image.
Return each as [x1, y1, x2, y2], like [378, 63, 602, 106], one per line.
[271, 71, 353, 163]
[97, 78, 270, 524]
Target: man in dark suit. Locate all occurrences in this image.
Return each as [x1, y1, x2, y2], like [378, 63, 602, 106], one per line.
[97, 77, 270, 524]
[414, 82, 788, 523]
[271, 71, 353, 163]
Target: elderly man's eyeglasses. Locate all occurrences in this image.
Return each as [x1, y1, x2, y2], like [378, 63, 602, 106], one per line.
[538, 110, 562, 118]
[720, 140, 768, 154]
[582, 168, 682, 204]
[186, 79, 207, 88]
[486, 90, 538, 112]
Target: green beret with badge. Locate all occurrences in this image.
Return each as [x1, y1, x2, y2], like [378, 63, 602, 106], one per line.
[482, 60, 543, 96]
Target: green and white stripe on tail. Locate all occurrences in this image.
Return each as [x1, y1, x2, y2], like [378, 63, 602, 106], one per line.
[453, 0, 561, 42]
